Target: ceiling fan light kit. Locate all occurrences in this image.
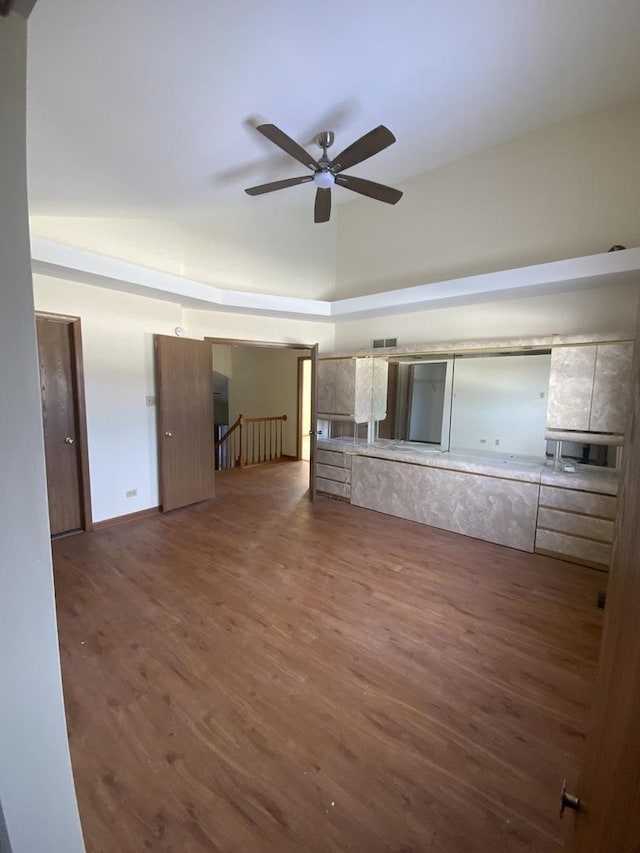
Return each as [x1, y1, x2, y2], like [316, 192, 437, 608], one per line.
[244, 123, 403, 223]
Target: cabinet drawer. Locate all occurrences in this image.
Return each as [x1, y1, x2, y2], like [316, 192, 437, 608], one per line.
[316, 477, 351, 499]
[315, 449, 352, 468]
[535, 528, 611, 569]
[538, 485, 617, 519]
[316, 463, 351, 484]
[537, 507, 615, 544]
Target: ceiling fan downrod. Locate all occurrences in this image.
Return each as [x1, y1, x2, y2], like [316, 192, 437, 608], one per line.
[315, 131, 335, 159]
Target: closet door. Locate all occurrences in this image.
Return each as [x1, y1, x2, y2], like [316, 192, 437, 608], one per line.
[36, 314, 92, 535]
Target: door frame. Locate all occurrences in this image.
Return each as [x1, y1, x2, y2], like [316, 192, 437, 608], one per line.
[35, 311, 93, 533]
[296, 355, 312, 461]
[563, 323, 640, 851]
[204, 337, 318, 498]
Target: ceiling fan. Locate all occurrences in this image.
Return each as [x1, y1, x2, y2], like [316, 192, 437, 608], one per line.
[244, 124, 403, 223]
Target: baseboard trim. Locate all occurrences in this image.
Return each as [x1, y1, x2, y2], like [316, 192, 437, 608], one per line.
[94, 506, 161, 531]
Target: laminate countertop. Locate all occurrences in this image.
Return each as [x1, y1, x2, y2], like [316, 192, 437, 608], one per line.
[317, 438, 619, 495]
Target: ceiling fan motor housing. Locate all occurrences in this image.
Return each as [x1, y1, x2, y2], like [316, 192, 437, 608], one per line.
[316, 131, 335, 151]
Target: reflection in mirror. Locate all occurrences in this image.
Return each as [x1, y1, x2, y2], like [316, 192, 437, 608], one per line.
[381, 358, 453, 449]
[546, 439, 619, 468]
[409, 363, 447, 441]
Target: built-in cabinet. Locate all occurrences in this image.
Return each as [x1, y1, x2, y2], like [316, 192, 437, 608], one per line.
[535, 484, 617, 571]
[316, 440, 619, 570]
[546, 342, 633, 436]
[313, 332, 632, 573]
[350, 454, 538, 552]
[317, 357, 388, 422]
[315, 448, 352, 500]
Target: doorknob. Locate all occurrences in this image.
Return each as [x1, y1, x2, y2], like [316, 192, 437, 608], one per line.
[65, 437, 74, 445]
[165, 431, 173, 437]
[559, 780, 580, 817]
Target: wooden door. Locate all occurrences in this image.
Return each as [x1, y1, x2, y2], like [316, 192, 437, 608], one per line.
[563, 322, 640, 851]
[309, 344, 318, 501]
[36, 314, 91, 535]
[155, 335, 215, 512]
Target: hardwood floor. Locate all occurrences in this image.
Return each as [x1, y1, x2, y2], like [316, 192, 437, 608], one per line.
[53, 462, 604, 853]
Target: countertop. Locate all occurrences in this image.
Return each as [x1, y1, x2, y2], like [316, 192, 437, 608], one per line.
[317, 438, 619, 495]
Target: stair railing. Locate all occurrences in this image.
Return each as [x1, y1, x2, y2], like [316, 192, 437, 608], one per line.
[215, 414, 288, 470]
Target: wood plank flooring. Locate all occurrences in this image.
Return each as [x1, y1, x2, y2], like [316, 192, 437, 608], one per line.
[52, 461, 604, 853]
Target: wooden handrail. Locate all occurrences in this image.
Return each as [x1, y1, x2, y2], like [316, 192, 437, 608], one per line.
[215, 414, 242, 449]
[215, 414, 288, 470]
[241, 415, 287, 424]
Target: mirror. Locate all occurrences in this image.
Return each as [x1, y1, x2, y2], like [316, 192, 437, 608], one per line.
[383, 350, 551, 457]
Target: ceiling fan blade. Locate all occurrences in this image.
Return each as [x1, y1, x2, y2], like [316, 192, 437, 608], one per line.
[245, 175, 314, 196]
[314, 188, 332, 223]
[256, 124, 319, 171]
[329, 125, 396, 173]
[335, 174, 403, 205]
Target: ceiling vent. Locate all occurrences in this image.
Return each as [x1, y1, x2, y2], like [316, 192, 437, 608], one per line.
[372, 337, 398, 349]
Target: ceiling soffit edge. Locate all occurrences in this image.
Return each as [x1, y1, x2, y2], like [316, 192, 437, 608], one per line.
[30, 237, 640, 324]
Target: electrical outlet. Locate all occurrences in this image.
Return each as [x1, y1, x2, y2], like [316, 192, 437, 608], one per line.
[480, 439, 487, 444]
[125, 489, 137, 498]
[145, 395, 156, 407]
[495, 439, 500, 446]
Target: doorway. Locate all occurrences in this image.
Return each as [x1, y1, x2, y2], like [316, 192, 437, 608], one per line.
[205, 337, 318, 498]
[35, 313, 92, 535]
[298, 356, 312, 461]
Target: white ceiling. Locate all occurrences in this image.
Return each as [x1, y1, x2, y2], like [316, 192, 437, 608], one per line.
[27, 0, 640, 219]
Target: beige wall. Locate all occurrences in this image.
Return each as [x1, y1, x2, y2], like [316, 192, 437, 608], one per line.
[212, 344, 233, 378]
[336, 100, 640, 297]
[334, 280, 640, 351]
[0, 15, 84, 853]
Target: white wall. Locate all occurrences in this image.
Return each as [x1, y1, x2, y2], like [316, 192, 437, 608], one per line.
[33, 278, 332, 521]
[33, 275, 182, 522]
[337, 101, 640, 297]
[183, 306, 334, 351]
[30, 209, 338, 300]
[334, 281, 640, 351]
[0, 14, 84, 853]
[449, 354, 550, 457]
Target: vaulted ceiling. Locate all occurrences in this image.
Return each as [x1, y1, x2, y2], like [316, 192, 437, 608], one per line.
[27, 0, 640, 220]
